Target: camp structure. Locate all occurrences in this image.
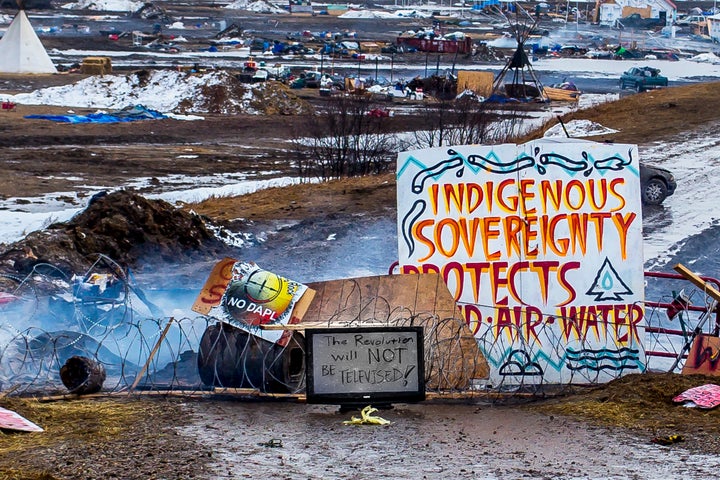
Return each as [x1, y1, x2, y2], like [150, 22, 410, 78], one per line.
[489, 6, 548, 102]
[543, 82, 582, 102]
[456, 70, 495, 98]
[0, 5, 57, 74]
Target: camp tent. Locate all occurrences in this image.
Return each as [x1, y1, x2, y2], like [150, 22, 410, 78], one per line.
[0, 9, 57, 74]
[490, 8, 548, 101]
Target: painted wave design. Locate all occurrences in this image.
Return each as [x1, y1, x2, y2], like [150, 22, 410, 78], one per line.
[565, 347, 641, 372]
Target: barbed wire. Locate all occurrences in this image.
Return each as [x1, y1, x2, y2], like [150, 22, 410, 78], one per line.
[0, 262, 716, 400]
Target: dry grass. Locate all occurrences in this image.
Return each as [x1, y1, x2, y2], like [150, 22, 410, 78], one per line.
[0, 397, 151, 453]
[531, 373, 720, 450]
[188, 172, 397, 223]
[0, 397, 201, 480]
[0, 470, 58, 480]
[519, 82, 720, 145]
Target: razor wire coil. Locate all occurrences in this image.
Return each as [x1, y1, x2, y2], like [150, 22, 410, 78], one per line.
[0, 264, 717, 401]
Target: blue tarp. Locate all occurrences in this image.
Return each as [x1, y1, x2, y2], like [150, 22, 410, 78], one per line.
[25, 105, 167, 124]
[472, 0, 500, 9]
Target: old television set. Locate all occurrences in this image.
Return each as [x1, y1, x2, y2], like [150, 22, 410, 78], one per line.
[305, 326, 425, 405]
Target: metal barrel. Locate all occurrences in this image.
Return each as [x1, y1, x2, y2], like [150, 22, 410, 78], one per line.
[197, 322, 305, 393]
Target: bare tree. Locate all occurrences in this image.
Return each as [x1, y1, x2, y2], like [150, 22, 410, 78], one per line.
[293, 95, 397, 180]
[410, 99, 455, 149]
[410, 95, 533, 150]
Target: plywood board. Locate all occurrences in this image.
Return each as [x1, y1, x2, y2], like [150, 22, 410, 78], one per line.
[302, 273, 490, 387]
[682, 334, 720, 375]
[305, 273, 458, 322]
[456, 70, 494, 97]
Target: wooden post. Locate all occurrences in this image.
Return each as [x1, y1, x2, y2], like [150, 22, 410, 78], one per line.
[673, 263, 720, 335]
[129, 318, 174, 393]
[673, 264, 720, 303]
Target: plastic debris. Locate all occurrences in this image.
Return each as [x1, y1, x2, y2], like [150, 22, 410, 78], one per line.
[652, 435, 685, 446]
[673, 384, 720, 409]
[343, 405, 391, 426]
[257, 438, 283, 448]
[0, 406, 44, 432]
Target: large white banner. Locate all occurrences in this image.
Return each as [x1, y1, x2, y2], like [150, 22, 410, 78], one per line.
[397, 139, 646, 384]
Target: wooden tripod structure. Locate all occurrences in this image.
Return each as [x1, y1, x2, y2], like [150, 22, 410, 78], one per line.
[491, 4, 549, 101]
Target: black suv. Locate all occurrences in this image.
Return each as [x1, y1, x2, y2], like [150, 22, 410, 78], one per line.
[640, 163, 676, 205]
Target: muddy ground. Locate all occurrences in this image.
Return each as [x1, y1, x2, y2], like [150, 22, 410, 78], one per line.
[4, 68, 720, 478]
[3, 373, 720, 479]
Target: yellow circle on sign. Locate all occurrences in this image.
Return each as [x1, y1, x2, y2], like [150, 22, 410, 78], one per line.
[245, 270, 289, 307]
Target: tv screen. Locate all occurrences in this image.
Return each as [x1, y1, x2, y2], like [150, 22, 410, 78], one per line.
[305, 326, 425, 405]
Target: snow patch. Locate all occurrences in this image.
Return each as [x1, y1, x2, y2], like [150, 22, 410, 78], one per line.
[224, 0, 289, 14]
[544, 120, 619, 138]
[8, 70, 304, 115]
[689, 52, 720, 64]
[339, 9, 396, 18]
[60, 0, 143, 12]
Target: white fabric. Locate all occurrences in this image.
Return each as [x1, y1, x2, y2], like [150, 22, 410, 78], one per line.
[0, 10, 57, 74]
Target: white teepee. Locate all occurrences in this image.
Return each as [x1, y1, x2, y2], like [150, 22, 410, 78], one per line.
[0, 9, 57, 74]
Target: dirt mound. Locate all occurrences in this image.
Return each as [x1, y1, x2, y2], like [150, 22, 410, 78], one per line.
[0, 190, 230, 277]
[10, 69, 313, 115]
[247, 80, 315, 115]
[175, 73, 314, 115]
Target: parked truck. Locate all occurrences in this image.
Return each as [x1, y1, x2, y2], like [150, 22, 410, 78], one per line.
[619, 66, 668, 92]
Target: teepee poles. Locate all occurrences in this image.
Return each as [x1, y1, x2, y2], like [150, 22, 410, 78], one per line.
[491, 3, 549, 101]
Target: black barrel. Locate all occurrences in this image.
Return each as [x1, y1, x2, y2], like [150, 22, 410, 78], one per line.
[197, 323, 305, 393]
[59, 355, 107, 394]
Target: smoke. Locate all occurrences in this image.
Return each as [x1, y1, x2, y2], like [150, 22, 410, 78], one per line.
[0, 260, 207, 393]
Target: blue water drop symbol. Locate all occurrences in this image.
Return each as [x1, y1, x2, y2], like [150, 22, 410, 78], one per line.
[601, 271, 614, 290]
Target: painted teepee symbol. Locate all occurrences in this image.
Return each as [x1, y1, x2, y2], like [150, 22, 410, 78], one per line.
[586, 257, 633, 301]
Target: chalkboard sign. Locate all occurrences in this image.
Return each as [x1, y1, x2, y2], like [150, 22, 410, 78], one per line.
[305, 327, 425, 405]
